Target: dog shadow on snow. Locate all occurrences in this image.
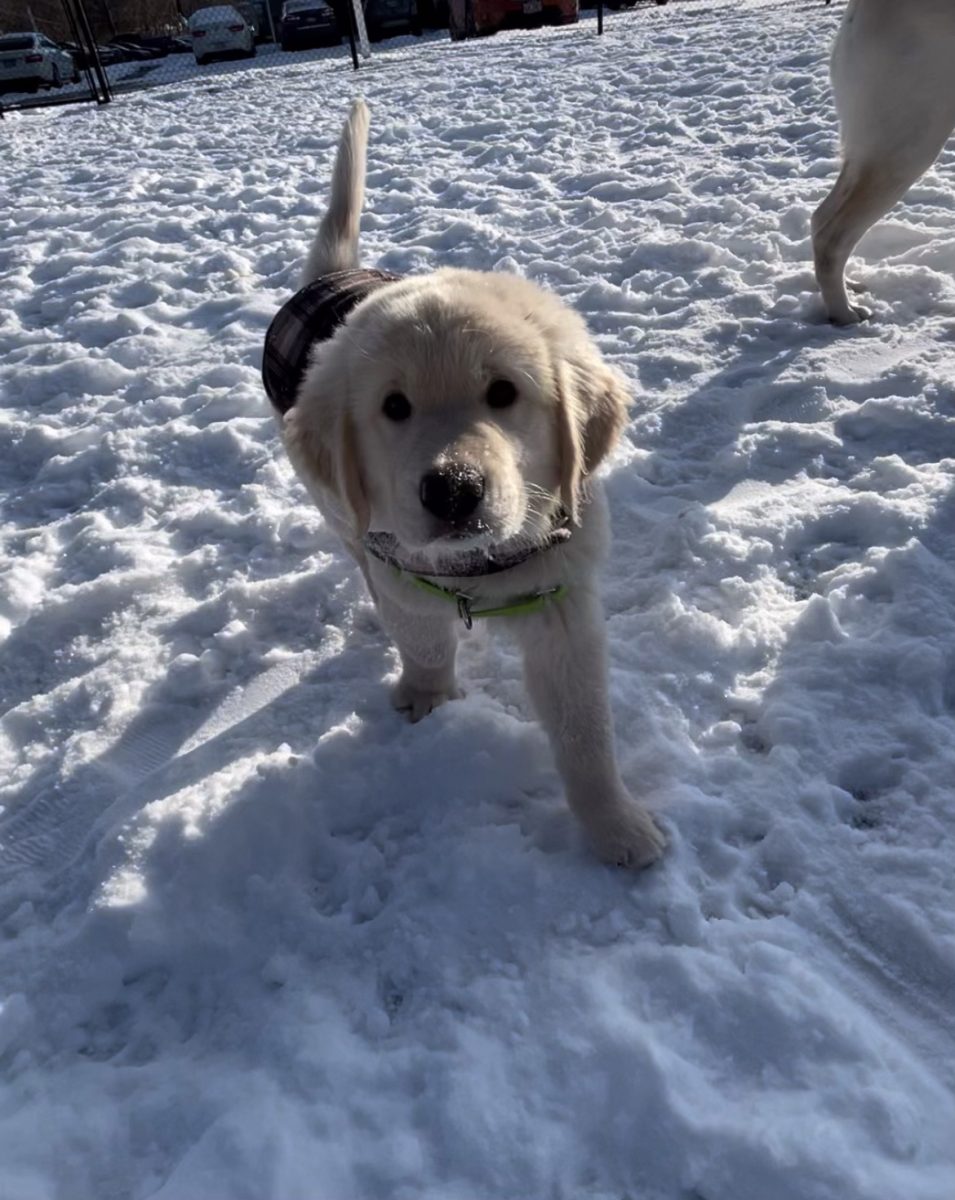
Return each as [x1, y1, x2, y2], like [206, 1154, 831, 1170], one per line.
[0, 548, 663, 1107]
[631, 314, 882, 507]
[0, 580, 384, 903]
[0, 545, 639, 925]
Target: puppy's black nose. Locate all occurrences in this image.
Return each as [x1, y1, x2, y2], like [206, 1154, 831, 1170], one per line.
[419, 465, 485, 523]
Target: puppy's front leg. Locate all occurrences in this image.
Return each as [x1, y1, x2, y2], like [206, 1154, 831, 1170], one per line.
[514, 588, 665, 869]
[377, 592, 462, 723]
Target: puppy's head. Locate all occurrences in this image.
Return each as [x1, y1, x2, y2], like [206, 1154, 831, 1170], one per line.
[284, 269, 628, 556]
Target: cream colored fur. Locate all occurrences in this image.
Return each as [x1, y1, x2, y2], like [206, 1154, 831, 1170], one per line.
[278, 101, 665, 868]
[812, 0, 955, 324]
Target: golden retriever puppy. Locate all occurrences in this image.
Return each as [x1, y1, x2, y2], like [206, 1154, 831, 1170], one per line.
[263, 101, 665, 868]
[812, 0, 955, 324]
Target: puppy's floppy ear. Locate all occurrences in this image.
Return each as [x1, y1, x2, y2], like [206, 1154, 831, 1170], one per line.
[282, 394, 369, 537]
[556, 357, 630, 524]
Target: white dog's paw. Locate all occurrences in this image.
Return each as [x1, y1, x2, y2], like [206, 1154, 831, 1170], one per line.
[586, 805, 667, 870]
[391, 677, 463, 723]
[830, 301, 872, 326]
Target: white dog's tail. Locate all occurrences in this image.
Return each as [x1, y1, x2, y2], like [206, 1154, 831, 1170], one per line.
[300, 99, 369, 286]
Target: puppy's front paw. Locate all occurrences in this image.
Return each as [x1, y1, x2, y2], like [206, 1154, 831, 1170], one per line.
[391, 676, 463, 723]
[586, 805, 667, 870]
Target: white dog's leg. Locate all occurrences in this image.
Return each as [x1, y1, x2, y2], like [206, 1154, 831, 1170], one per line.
[812, 0, 955, 324]
[514, 589, 666, 869]
[378, 594, 462, 723]
[811, 162, 914, 324]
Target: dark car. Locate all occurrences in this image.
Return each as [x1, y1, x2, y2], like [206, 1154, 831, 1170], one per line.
[364, 0, 421, 41]
[106, 37, 168, 61]
[116, 34, 193, 56]
[61, 39, 128, 69]
[279, 0, 341, 48]
[417, 0, 448, 27]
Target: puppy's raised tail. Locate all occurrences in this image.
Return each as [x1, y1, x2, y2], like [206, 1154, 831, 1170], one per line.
[300, 99, 369, 286]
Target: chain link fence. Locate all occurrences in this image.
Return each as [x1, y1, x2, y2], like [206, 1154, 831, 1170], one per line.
[0, 0, 110, 112]
[1, 0, 837, 113]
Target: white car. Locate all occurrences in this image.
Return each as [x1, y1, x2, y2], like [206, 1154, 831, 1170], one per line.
[188, 6, 256, 65]
[0, 32, 79, 94]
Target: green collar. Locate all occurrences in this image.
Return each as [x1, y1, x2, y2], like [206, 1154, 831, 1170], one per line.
[395, 567, 567, 629]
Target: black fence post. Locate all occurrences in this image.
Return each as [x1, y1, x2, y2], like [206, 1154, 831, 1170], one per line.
[597, 0, 603, 35]
[345, 0, 361, 68]
[67, 0, 112, 102]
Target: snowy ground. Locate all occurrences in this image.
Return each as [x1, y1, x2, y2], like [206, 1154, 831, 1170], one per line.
[2, 3, 955, 1198]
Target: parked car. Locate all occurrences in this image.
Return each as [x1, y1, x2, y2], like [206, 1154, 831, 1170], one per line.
[364, 0, 421, 41]
[187, 6, 256, 64]
[0, 32, 79, 92]
[417, 0, 449, 28]
[599, 0, 669, 9]
[449, 0, 576, 40]
[279, 0, 341, 49]
[128, 34, 193, 55]
[60, 40, 122, 69]
[240, 1, 273, 41]
[106, 37, 167, 62]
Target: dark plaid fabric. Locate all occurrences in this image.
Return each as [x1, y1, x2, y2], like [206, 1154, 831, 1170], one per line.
[262, 268, 402, 415]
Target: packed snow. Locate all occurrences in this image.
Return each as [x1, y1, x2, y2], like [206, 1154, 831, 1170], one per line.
[1, 3, 954, 1198]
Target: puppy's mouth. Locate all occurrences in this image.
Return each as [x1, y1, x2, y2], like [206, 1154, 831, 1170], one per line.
[429, 517, 494, 547]
[390, 516, 519, 561]
[366, 502, 568, 577]
[423, 512, 558, 559]
[425, 501, 559, 554]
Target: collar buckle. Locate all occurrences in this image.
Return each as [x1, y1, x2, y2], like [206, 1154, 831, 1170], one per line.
[456, 594, 474, 630]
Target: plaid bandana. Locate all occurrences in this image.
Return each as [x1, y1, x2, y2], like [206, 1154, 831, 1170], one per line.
[262, 267, 402, 415]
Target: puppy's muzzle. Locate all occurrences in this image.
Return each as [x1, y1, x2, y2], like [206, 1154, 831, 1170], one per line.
[419, 465, 485, 526]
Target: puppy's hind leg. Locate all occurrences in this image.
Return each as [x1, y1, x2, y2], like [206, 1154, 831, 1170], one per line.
[811, 160, 914, 325]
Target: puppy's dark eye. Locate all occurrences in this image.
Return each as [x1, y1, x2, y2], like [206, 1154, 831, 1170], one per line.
[382, 392, 412, 421]
[487, 379, 518, 409]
